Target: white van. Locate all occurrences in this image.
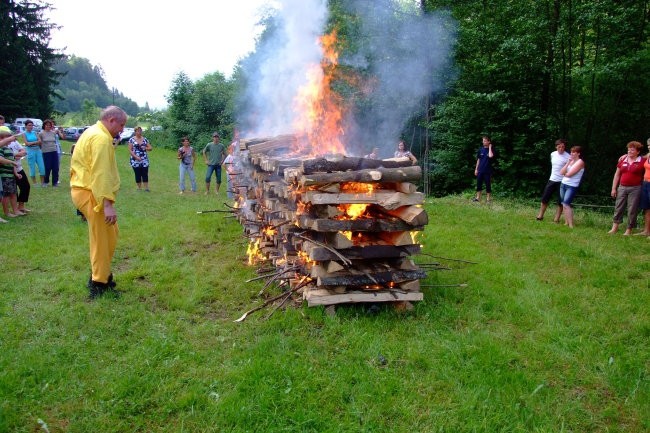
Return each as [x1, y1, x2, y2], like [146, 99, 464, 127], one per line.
[13, 118, 43, 132]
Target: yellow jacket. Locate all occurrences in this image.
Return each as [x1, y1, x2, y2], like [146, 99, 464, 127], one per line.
[70, 121, 120, 212]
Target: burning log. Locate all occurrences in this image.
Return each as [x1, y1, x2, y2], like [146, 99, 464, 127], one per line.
[300, 166, 422, 185]
[231, 134, 431, 309]
[302, 155, 414, 174]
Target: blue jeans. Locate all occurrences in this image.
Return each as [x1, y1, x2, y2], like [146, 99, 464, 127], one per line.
[26, 147, 45, 178]
[560, 183, 579, 206]
[179, 163, 196, 192]
[205, 164, 222, 184]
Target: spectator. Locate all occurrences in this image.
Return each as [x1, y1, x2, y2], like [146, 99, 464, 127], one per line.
[472, 136, 495, 203]
[53, 121, 63, 184]
[559, 146, 585, 228]
[394, 140, 417, 165]
[0, 130, 23, 218]
[0, 115, 9, 132]
[127, 126, 152, 191]
[636, 138, 650, 236]
[223, 143, 237, 199]
[365, 147, 379, 159]
[608, 141, 646, 235]
[536, 139, 570, 221]
[7, 132, 31, 213]
[178, 136, 197, 194]
[202, 132, 226, 194]
[38, 119, 64, 187]
[21, 120, 45, 186]
[70, 106, 127, 298]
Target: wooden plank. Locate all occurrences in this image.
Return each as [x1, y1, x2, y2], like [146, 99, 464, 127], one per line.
[377, 231, 416, 246]
[300, 166, 422, 186]
[399, 280, 421, 292]
[395, 182, 418, 194]
[304, 289, 423, 306]
[303, 191, 425, 210]
[325, 232, 354, 249]
[302, 156, 415, 174]
[306, 244, 422, 261]
[296, 215, 424, 232]
[247, 135, 297, 154]
[314, 205, 344, 219]
[381, 205, 428, 226]
[309, 261, 345, 278]
[316, 269, 427, 287]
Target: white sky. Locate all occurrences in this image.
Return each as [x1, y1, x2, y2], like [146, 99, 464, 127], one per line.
[47, 0, 276, 110]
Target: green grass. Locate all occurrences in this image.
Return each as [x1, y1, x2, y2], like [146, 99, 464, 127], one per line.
[1, 146, 648, 432]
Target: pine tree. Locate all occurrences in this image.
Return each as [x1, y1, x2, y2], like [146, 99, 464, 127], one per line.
[0, 0, 63, 119]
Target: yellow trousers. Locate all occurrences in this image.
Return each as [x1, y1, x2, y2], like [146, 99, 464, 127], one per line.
[71, 188, 119, 284]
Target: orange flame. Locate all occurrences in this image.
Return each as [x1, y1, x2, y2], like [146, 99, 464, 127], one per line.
[297, 201, 311, 215]
[338, 203, 369, 219]
[335, 182, 376, 219]
[246, 239, 264, 266]
[293, 30, 347, 155]
[263, 226, 277, 238]
[297, 250, 316, 267]
[341, 182, 375, 194]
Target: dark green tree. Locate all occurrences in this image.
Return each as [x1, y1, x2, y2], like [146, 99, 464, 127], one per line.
[165, 71, 194, 139]
[52, 55, 140, 116]
[425, 0, 650, 197]
[0, 0, 64, 120]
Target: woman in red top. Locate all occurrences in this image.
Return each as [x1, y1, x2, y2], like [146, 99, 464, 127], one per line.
[608, 141, 646, 235]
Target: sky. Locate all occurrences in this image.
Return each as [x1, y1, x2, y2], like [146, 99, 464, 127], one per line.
[47, 0, 277, 110]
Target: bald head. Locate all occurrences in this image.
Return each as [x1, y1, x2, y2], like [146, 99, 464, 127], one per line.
[100, 106, 128, 137]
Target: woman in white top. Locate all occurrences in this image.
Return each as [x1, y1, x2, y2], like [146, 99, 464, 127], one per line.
[559, 146, 585, 228]
[536, 138, 570, 221]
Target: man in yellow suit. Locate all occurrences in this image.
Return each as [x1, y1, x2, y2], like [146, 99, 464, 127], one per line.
[70, 106, 127, 298]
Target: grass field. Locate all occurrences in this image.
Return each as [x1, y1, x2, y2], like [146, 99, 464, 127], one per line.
[1, 145, 648, 432]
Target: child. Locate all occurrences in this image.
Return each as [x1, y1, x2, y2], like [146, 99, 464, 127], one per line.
[0, 131, 23, 218]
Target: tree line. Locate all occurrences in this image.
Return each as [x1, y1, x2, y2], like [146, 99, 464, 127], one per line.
[423, 0, 650, 197]
[3, 0, 648, 198]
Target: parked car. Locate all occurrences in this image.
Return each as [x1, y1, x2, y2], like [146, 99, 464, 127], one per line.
[119, 127, 135, 143]
[9, 124, 25, 134]
[64, 126, 88, 141]
[14, 118, 43, 132]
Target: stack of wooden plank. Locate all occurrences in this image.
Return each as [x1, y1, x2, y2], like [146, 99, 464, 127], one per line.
[232, 135, 429, 307]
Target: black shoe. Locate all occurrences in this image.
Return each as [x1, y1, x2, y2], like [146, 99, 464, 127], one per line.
[88, 273, 116, 289]
[88, 281, 109, 299]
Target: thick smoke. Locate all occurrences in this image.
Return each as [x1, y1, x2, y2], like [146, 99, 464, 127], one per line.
[242, 0, 328, 137]
[342, 1, 456, 157]
[240, 0, 456, 156]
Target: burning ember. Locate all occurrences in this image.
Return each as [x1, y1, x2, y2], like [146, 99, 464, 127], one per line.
[338, 203, 370, 219]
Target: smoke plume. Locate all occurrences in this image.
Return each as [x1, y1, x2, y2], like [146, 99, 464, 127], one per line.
[239, 0, 456, 157]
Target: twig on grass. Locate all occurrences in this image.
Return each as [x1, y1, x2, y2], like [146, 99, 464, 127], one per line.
[419, 253, 478, 265]
[234, 276, 311, 323]
[258, 266, 301, 296]
[264, 290, 294, 320]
